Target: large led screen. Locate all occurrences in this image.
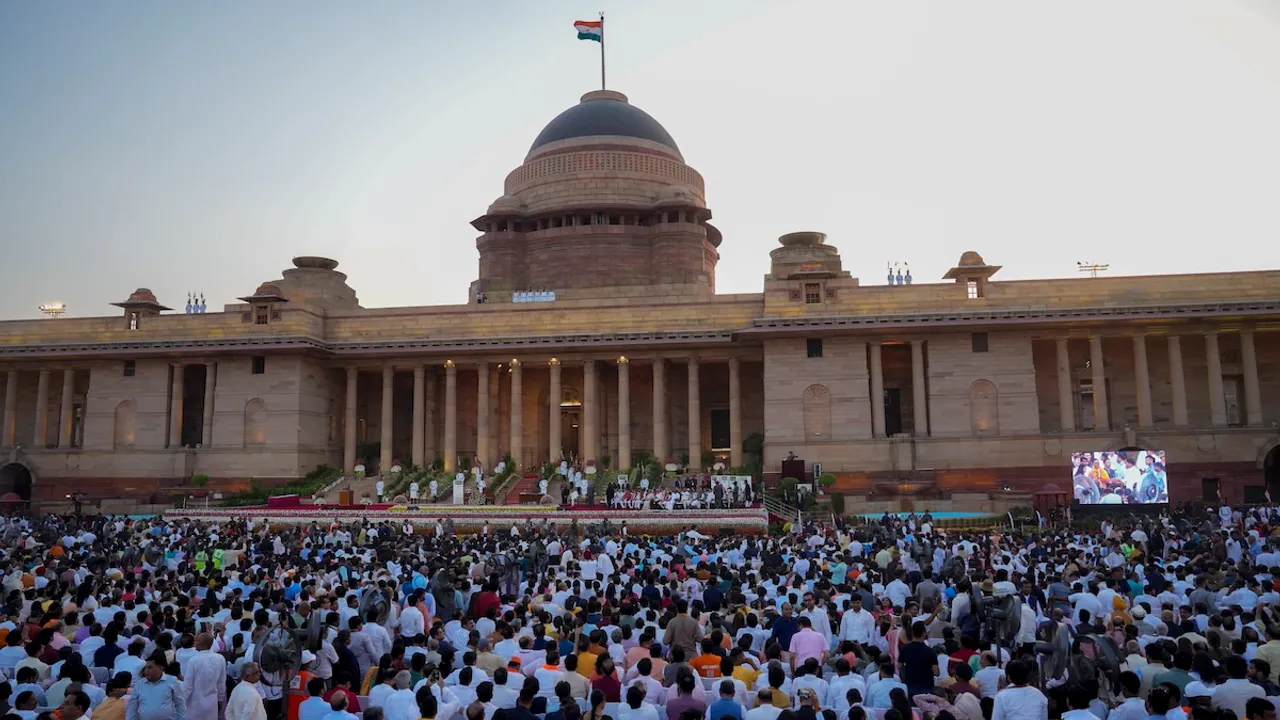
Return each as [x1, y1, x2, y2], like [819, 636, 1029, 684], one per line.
[1072, 449, 1167, 504]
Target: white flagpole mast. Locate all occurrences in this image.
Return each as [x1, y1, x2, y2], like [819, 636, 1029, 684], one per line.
[599, 11, 606, 90]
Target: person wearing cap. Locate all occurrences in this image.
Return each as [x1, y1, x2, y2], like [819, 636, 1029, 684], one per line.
[185, 632, 228, 720]
[287, 649, 319, 720]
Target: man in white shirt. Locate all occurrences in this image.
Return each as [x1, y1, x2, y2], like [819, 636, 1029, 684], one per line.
[990, 660, 1047, 720]
[1212, 655, 1266, 720]
[837, 596, 876, 646]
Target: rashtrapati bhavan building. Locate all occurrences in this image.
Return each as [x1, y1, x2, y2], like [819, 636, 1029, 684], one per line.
[2, 89, 1279, 512]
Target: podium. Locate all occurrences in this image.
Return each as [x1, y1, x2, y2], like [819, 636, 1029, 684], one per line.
[781, 459, 805, 483]
[338, 489, 354, 506]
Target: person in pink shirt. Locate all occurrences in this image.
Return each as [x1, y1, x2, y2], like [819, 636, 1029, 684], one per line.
[788, 617, 828, 671]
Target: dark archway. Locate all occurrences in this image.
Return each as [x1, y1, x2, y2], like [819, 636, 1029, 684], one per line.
[0, 463, 33, 501]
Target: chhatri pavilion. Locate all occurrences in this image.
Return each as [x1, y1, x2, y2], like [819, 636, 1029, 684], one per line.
[2, 89, 1279, 513]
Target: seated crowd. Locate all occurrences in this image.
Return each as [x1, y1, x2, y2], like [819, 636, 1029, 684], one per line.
[0, 503, 1277, 720]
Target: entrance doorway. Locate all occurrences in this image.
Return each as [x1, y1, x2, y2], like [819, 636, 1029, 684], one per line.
[0, 463, 33, 501]
[560, 409, 580, 459]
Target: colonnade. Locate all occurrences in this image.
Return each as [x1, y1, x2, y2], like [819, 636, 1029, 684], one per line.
[1054, 329, 1264, 431]
[340, 356, 745, 476]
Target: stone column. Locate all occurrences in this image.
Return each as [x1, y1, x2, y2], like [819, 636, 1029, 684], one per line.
[652, 359, 667, 462]
[476, 361, 490, 469]
[1168, 335, 1188, 427]
[31, 370, 48, 449]
[425, 372, 436, 462]
[58, 369, 75, 448]
[548, 359, 562, 462]
[1133, 335, 1153, 428]
[411, 365, 426, 467]
[583, 360, 598, 461]
[379, 365, 394, 473]
[869, 343, 886, 438]
[2, 372, 16, 447]
[165, 366, 180, 449]
[728, 357, 743, 467]
[510, 360, 523, 469]
[687, 358, 701, 469]
[1089, 336, 1109, 431]
[343, 368, 358, 475]
[1055, 339, 1075, 432]
[617, 357, 631, 469]
[910, 341, 928, 436]
[443, 362, 458, 472]
[1241, 329, 1263, 426]
[202, 363, 216, 447]
[1205, 331, 1227, 427]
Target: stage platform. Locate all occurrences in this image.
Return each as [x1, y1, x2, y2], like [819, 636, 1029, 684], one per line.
[162, 503, 770, 535]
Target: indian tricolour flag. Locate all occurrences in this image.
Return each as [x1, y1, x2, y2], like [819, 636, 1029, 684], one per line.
[574, 20, 603, 42]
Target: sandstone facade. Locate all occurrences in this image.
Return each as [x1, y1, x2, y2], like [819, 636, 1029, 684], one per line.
[2, 90, 1278, 511]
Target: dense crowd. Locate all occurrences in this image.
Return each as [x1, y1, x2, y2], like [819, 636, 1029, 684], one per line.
[0, 502, 1278, 720]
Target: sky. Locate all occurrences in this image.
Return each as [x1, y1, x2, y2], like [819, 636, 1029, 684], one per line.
[2, 1, 1280, 319]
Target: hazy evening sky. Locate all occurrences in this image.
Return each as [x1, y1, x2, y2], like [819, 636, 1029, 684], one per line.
[2, 1, 1279, 319]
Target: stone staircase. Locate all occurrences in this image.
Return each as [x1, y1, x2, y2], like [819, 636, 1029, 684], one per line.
[499, 473, 543, 504]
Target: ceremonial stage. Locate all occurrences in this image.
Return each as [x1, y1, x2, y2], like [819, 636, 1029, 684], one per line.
[162, 502, 770, 535]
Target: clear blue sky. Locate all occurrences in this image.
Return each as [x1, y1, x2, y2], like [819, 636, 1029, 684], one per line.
[2, 1, 1279, 319]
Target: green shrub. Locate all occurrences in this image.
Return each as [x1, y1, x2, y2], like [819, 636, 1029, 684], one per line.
[830, 493, 845, 516]
[190, 474, 210, 487]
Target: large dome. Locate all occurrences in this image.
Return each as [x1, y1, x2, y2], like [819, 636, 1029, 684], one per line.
[528, 90, 680, 156]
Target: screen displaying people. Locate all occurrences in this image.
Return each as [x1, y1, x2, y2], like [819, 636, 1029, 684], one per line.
[1072, 449, 1167, 504]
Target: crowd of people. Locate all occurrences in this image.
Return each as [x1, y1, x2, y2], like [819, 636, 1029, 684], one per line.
[0, 501, 1277, 720]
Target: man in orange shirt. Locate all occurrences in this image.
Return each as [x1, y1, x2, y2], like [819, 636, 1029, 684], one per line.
[690, 638, 723, 679]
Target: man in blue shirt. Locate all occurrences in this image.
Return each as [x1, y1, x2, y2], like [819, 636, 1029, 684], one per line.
[125, 658, 186, 720]
[769, 603, 800, 651]
[707, 680, 744, 720]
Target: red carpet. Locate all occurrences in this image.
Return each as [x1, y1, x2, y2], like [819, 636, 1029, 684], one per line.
[501, 474, 543, 504]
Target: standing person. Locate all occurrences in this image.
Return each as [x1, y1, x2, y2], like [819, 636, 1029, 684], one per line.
[990, 660, 1047, 720]
[126, 657, 186, 720]
[228, 662, 269, 720]
[185, 632, 228, 720]
[376, 479, 386, 504]
[94, 673, 133, 720]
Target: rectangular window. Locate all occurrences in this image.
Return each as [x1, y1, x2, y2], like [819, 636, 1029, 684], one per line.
[709, 409, 730, 451]
[251, 356, 266, 375]
[806, 338, 824, 358]
[667, 211, 679, 223]
[971, 332, 989, 353]
[255, 306, 269, 325]
[966, 280, 980, 299]
[804, 283, 822, 304]
[123, 361, 136, 377]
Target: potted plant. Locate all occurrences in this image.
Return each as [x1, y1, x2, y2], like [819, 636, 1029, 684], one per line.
[353, 463, 366, 482]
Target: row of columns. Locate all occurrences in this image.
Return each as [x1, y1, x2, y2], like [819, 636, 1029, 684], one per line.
[341, 356, 744, 476]
[1, 369, 80, 449]
[3, 361, 216, 451]
[1055, 330, 1264, 431]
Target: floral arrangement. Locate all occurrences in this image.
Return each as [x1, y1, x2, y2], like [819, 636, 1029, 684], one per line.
[353, 464, 366, 481]
[162, 506, 767, 535]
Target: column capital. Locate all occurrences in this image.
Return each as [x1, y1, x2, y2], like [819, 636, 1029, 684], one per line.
[548, 357, 561, 366]
[509, 358, 522, 368]
[616, 355, 630, 365]
[444, 360, 456, 369]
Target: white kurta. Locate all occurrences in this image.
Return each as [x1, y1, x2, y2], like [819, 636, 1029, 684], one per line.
[227, 681, 267, 720]
[185, 649, 229, 720]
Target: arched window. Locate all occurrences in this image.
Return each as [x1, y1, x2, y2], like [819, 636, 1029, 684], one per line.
[969, 379, 999, 435]
[113, 400, 136, 449]
[559, 387, 582, 409]
[244, 398, 267, 447]
[802, 384, 831, 439]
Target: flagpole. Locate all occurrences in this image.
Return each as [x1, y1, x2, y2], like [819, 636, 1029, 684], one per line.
[599, 11, 606, 90]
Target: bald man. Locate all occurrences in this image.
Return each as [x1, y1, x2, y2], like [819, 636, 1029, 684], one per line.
[185, 632, 228, 720]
